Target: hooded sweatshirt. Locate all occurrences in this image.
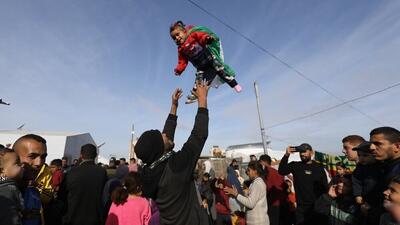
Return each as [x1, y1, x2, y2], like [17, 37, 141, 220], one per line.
[136, 108, 209, 225]
[0, 178, 24, 225]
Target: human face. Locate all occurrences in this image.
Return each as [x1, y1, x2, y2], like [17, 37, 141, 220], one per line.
[342, 142, 359, 161]
[16, 140, 47, 172]
[336, 178, 352, 195]
[62, 159, 68, 167]
[370, 134, 400, 161]
[162, 133, 174, 152]
[1, 152, 23, 180]
[49, 165, 58, 174]
[247, 167, 258, 180]
[384, 182, 400, 205]
[300, 150, 313, 163]
[357, 151, 376, 165]
[336, 166, 345, 177]
[170, 28, 186, 46]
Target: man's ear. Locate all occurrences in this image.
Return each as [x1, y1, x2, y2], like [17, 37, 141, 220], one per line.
[394, 142, 400, 153]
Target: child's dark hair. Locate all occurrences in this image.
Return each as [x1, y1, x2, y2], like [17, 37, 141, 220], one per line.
[170, 20, 185, 32]
[0, 148, 15, 173]
[335, 162, 346, 169]
[390, 175, 400, 184]
[111, 172, 142, 205]
[247, 160, 265, 177]
[50, 159, 62, 167]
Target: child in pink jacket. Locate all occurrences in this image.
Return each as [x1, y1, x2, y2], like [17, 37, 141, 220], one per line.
[106, 172, 151, 225]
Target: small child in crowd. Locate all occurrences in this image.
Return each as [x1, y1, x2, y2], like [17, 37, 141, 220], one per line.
[106, 172, 151, 225]
[331, 162, 346, 184]
[170, 20, 241, 104]
[0, 148, 24, 225]
[381, 175, 400, 224]
[49, 159, 63, 193]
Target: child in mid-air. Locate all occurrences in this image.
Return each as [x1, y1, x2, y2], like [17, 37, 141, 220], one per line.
[170, 20, 242, 104]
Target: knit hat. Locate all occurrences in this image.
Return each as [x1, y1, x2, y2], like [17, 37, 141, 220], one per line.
[135, 130, 164, 165]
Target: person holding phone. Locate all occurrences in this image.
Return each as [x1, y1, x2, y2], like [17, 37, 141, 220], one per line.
[278, 143, 328, 225]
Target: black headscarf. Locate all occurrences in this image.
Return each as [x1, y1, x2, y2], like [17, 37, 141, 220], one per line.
[135, 129, 166, 199]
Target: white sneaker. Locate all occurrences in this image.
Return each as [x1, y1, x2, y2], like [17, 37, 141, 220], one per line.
[185, 94, 197, 104]
[185, 98, 197, 104]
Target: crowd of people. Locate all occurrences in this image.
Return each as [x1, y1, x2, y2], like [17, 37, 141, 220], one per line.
[1, 82, 400, 225]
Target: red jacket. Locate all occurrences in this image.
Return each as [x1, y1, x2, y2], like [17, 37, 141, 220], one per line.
[51, 169, 63, 189]
[264, 166, 286, 206]
[211, 178, 231, 215]
[174, 31, 212, 75]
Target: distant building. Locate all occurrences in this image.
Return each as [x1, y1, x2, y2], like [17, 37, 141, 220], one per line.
[0, 130, 97, 164]
[225, 142, 301, 164]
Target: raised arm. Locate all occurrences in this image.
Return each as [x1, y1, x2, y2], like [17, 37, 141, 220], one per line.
[174, 52, 188, 75]
[169, 81, 210, 174]
[278, 147, 296, 175]
[162, 89, 182, 141]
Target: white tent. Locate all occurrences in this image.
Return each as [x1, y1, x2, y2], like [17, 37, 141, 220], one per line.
[0, 130, 97, 164]
[225, 142, 301, 163]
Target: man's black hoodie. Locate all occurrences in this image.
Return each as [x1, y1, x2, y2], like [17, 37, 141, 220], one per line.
[136, 108, 209, 225]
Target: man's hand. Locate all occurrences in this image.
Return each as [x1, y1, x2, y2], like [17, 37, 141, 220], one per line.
[328, 185, 338, 199]
[285, 146, 296, 157]
[355, 196, 364, 205]
[193, 79, 210, 108]
[172, 88, 183, 106]
[170, 88, 183, 115]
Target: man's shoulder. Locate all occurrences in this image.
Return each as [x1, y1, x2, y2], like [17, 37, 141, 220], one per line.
[70, 162, 106, 175]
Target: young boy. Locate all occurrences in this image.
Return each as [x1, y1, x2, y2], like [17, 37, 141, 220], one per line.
[380, 175, 400, 224]
[0, 148, 24, 225]
[352, 141, 384, 225]
[49, 159, 63, 193]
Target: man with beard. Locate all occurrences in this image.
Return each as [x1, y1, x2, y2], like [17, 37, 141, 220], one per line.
[13, 134, 54, 224]
[278, 143, 328, 225]
[135, 81, 210, 225]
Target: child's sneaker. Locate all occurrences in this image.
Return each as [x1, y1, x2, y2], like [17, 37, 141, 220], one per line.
[234, 84, 242, 93]
[185, 94, 197, 104]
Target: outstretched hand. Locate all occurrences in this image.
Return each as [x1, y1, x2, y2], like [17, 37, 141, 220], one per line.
[172, 88, 183, 106]
[193, 79, 211, 108]
[224, 185, 238, 197]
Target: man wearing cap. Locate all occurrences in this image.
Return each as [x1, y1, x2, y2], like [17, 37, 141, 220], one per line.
[278, 143, 328, 225]
[135, 81, 210, 225]
[352, 141, 384, 225]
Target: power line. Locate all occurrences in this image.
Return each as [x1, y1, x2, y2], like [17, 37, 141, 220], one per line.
[186, 0, 382, 125]
[268, 81, 400, 129]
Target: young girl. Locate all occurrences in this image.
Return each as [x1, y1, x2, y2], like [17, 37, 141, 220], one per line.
[170, 20, 242, 104]
[0, 148, 24, 225]
[106, 172, 151, 225]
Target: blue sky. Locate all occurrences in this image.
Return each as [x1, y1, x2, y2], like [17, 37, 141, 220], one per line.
[1, 0, 400, 159]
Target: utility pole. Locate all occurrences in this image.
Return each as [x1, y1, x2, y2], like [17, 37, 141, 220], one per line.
[129, 124, 136, 159]
[254, 81, 269, 155]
